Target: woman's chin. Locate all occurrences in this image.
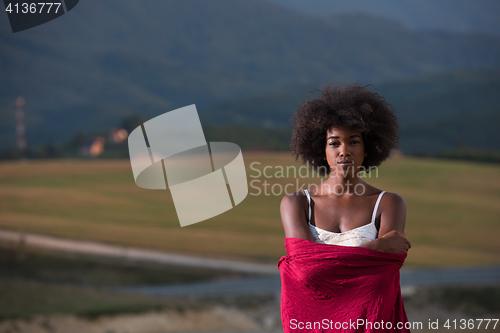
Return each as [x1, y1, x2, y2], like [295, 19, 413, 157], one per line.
[330, 164, 359, 177]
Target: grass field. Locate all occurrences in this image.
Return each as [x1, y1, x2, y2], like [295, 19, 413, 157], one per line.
[0, 153, 499, 266]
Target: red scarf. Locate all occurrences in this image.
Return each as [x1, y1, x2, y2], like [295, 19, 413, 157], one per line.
[278, 238, 410, 332]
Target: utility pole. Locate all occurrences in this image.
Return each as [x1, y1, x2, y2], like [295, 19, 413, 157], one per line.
[16, 96, 27, 156]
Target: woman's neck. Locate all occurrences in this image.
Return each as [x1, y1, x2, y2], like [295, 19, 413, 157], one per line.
[320, 175, 366, 196]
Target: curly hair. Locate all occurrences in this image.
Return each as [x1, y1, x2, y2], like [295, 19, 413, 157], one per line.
[290, 82, 399, 176]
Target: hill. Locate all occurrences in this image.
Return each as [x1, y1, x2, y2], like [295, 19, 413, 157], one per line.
[200, 69, 500, 153]
[1, 0, 500, 153]
[267, 0, 500, 36]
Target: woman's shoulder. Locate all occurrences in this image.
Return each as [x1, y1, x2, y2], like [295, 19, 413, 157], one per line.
[376, 190, 407, 234]
[280, 190, 308, 211]
[280, 190, 314, 240]
[363, 184, 405, 203]
[379, 191, 406, 208]
[361, 184, 406, 216]
[280, 184, 320, 207]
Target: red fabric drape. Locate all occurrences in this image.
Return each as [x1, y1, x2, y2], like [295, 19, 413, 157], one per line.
[278, 238, 410, 333]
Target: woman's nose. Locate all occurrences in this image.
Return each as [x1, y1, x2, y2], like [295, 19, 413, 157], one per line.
[339, 147, 350, 157]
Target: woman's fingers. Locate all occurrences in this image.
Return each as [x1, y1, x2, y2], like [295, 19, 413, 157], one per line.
[377, 230, 411, 253]
[394, 231, 411, 253]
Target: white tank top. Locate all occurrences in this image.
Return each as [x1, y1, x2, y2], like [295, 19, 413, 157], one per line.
[304, 189, 385, 247]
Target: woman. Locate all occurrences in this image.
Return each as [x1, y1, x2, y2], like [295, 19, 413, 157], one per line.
[278, 83, 411, 332]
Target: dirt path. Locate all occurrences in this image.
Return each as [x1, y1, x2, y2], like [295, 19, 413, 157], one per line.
[0, 228, 277, 275]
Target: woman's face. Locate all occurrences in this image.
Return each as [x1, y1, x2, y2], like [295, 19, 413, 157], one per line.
[325, 126, 365, 177]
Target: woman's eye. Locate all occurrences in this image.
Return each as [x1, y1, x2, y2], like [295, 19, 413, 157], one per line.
[329, 142, 340, 147]
[351, 140, 360, 145]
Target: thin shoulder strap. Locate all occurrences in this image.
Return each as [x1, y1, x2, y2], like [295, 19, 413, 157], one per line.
[371, 191, 386, 224]
[303, 189, 311, 222]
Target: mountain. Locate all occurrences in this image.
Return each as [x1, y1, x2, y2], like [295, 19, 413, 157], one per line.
[201, 69, 500, 153]
[401, 111, 499, 154]
[202, 69, 500, 122]
[376, 70, 500, 123]
[0, 0, 500, 153]
[266, 0, 500, 36]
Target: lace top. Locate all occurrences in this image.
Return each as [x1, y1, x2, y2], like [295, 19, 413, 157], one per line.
[304, 189, 385, 247]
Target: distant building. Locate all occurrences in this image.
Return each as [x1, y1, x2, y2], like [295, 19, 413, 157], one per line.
[79, 137, 105, 157]
[390, 149, 404, 158]
[109, 128, 128, 144]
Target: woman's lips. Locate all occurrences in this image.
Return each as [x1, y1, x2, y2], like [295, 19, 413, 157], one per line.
[337, 160, 354, 166]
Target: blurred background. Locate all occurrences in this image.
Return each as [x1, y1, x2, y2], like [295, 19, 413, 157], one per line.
[0, 0, 499, 332]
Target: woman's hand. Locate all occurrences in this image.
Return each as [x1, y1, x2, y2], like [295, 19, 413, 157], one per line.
[376, 230, 411, 253]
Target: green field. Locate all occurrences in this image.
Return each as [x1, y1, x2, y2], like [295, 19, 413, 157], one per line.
[0, 153, 499, 266]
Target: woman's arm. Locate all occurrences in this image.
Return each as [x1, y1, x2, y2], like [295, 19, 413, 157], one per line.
[360, 193, 411, 253]
[280, 192, 315, 242]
